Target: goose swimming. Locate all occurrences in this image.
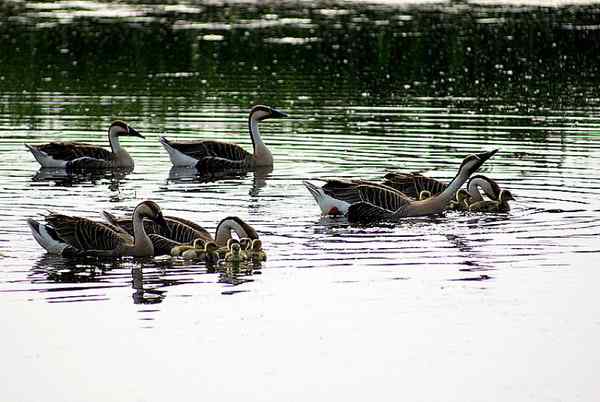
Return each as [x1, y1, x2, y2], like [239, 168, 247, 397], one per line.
[104, 212, 258, 247]
[25, 121, 144, 169]
[346, 150, 498, 223]
[159, 105, 287, 170]
[28, 200, 168, 258]
[305, 150, 498, 223]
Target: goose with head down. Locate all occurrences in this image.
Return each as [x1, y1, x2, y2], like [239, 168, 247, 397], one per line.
[469, 189, 515, 213]
[28, 201, 168, 258]
[103, 212, 258, 255]
[342, 150, 499, 223]
[159, 105, 287, 171]
[25, 121, 144, 169]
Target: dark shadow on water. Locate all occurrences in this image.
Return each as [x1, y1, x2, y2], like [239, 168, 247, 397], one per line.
[32, 167, 133, 191]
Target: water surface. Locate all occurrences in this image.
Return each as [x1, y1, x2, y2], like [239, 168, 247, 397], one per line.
[1, 2, 600, 401]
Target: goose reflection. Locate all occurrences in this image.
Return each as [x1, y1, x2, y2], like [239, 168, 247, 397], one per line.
[32, 167, 133, 190]
[30, 254, 115, 284]
[167, 166, 249, 184]
[217, 259, 260, 287]
[131, 265, 166, 305]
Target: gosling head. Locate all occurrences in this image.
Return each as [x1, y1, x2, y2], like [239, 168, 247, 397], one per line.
[227, 238, 240, 249]
[239, 237, 252, 250]
[418, 190, 432, 201]
[249, 105, 288, 122]
[499, 189, 515, 202]
[204, 241, 219, 253]
[251, 239, 263, 251]
[456, 189, 471, 203]
[135, 201, 168, 231]
[192, 238, 206, 249]
[109, 120, 144, 139]
[458, 149, 499, 177]
[230, 243, 241, 255]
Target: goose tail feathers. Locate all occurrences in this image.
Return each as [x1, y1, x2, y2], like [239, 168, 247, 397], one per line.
[27, 218, 69, 255]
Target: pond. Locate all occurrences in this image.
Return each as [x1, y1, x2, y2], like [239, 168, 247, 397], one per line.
[1, 1, 599, 401]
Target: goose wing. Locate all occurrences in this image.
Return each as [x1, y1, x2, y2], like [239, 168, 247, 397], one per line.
[46, 214, 130, 251]
[320, 179, 376, 204]
[104, 212, 210, 244]
[148, 234, 181, 256]
[347, 202, 395, 224]
[167, 140, 252, 162]
[356, 184, 412, 211]
[383, 172, 447, 199]
[34, 142, 112, 162]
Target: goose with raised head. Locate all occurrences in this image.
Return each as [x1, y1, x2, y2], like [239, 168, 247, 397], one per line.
[345, 150, 499, 223]
[25, 121, 144, 169]
[159, 105, 287, 170]
[469, 189, 515, 213]
[28, 201, 168, 257]
[103, 212, 258, 248]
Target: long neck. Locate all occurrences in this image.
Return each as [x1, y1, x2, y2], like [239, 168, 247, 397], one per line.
[404, 170, 471, 216]
[108, 129, 134, 167]
[467, 178, 497, 202]
[248, 117, 273, 166]
[130, 208, 153, 256]
[215, 219, 249, 246]
[108, 129, 122, 154]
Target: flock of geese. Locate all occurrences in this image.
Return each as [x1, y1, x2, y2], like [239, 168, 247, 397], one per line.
[25, 105, 514, 259]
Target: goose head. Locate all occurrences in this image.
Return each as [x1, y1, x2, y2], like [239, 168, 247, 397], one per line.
[499, 189, 515, 202]
[249, 105, 288, 122]
[457, 149, 498, 177]
[135, 201, 168, 231]
[109, 121, 145, 139]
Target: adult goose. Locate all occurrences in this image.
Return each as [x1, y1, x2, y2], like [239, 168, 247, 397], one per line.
[103, 212, 258, 252]
[27, 201, 168, 257]
[304, 150, 498, 222]
[159, 105, 287, 170]
[25, 121, 144, 169]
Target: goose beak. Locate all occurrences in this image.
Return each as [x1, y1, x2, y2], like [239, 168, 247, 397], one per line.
[128, 126, 145, 139]
[475, 149, 498, 162]
[269, 108, 288, 119]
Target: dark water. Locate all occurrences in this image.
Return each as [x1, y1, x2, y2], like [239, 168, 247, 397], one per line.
[1, 2, 600, 401]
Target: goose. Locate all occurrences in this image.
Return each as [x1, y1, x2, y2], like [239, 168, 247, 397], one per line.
[159, 105, 287, 170]
[383, 172, 502, 203]
[25, 121, 144, 169]
[28, 201, 168, 257]
[313, 150, 498, 223]
[103, 212, 258, 247]
[469, 189, 515, 213]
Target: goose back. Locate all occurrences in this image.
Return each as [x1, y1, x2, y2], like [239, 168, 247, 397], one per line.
[47, 214, 130, 251]
[33, 142, 112, 162]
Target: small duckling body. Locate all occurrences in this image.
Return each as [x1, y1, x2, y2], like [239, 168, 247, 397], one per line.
[247, 239, 267, 263]
[224, 243, 247, 263]
[180, 239, 206, 260]
[449, 189, 472, 211]
[469, 190, 514, 213]
[203, 241, 220, 265]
